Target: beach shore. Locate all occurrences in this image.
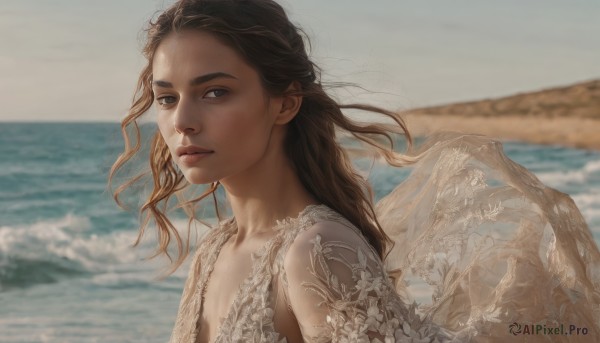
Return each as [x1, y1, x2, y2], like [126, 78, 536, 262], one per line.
[402, 113, 600, 151]
[398, 79, 600, 151]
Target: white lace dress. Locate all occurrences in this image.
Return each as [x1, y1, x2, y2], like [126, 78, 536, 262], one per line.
[169, 203, 448, 342]
[169, 132, 600, 343]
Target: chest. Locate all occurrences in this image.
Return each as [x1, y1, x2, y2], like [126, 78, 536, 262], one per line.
[194, 233, 303, 343]
[195, 238, 255, 342]
[208, 247, 252, 309]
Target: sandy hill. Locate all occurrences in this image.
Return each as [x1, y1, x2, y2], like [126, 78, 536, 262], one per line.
[400, 79, 600, 150]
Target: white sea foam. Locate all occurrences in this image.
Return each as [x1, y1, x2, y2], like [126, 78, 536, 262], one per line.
[569, 190, 600, 238]
[0, 214, 130, 273]
[0, 214, 212, 280]
[536, 159, 600, 186]
[572, 190, 600, 208]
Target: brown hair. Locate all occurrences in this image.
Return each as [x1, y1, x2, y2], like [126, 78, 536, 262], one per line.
[109, 0, 417, 276]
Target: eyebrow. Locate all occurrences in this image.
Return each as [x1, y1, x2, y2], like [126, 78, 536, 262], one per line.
[152, 72, 238, 88]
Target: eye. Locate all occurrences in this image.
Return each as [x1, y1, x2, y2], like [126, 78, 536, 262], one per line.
[156, 96, 177, 106]
[205, 89, 229, 98]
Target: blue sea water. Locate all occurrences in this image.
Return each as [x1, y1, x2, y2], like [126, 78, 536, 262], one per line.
[0, 122, 599, 342]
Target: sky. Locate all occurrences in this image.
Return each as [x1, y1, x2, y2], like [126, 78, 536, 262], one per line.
[0, 0, 599, 122]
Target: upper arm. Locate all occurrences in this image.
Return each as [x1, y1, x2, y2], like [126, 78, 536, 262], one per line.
[282, 221, 449, 342]
[283, 221, 395, 342]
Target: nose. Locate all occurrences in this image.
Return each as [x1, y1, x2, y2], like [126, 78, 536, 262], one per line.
[173, 96, 201, 134]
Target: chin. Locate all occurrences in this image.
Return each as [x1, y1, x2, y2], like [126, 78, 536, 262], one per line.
[182, 169, 219, 185]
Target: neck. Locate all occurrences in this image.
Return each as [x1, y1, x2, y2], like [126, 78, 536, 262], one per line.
[220, 151, 317, 247]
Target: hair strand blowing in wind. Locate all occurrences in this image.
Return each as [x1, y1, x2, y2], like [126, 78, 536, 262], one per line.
[109, 0, 419, 277]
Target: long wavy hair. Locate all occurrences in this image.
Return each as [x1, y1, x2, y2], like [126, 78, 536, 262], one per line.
[109, 0, 418, 276]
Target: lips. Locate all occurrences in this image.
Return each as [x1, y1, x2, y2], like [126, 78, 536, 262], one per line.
[176, 145, 214, 157]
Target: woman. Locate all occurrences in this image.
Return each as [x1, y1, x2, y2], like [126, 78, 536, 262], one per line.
[110, 0, 600, 342]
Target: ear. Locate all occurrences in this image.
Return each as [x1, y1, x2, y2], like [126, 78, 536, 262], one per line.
[273, 81, 302, 125]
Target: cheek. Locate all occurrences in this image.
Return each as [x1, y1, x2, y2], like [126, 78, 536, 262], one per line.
[157, 116, 176, 153]
[210, 103, 272, 163]
[223, 102, 270, 145]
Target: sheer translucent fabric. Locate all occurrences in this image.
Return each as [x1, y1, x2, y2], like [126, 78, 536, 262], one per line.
[169, 204, 449, 342]
[376, 132, 600, 342]
[169, 132, 600, 343]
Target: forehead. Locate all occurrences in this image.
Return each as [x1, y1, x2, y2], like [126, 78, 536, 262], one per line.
[152, 30, 255, 82]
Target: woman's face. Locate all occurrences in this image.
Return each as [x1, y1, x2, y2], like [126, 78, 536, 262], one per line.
[152, 30, 283, 184]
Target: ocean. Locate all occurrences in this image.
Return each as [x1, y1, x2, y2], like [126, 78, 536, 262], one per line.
[1, 122, 599, 342]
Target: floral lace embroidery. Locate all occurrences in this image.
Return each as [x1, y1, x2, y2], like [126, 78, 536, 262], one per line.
[168, 205, 447, 342]
[286, 217, 449, 343]
[376, 132, 600, 341]
[168, 132, 600, 343]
